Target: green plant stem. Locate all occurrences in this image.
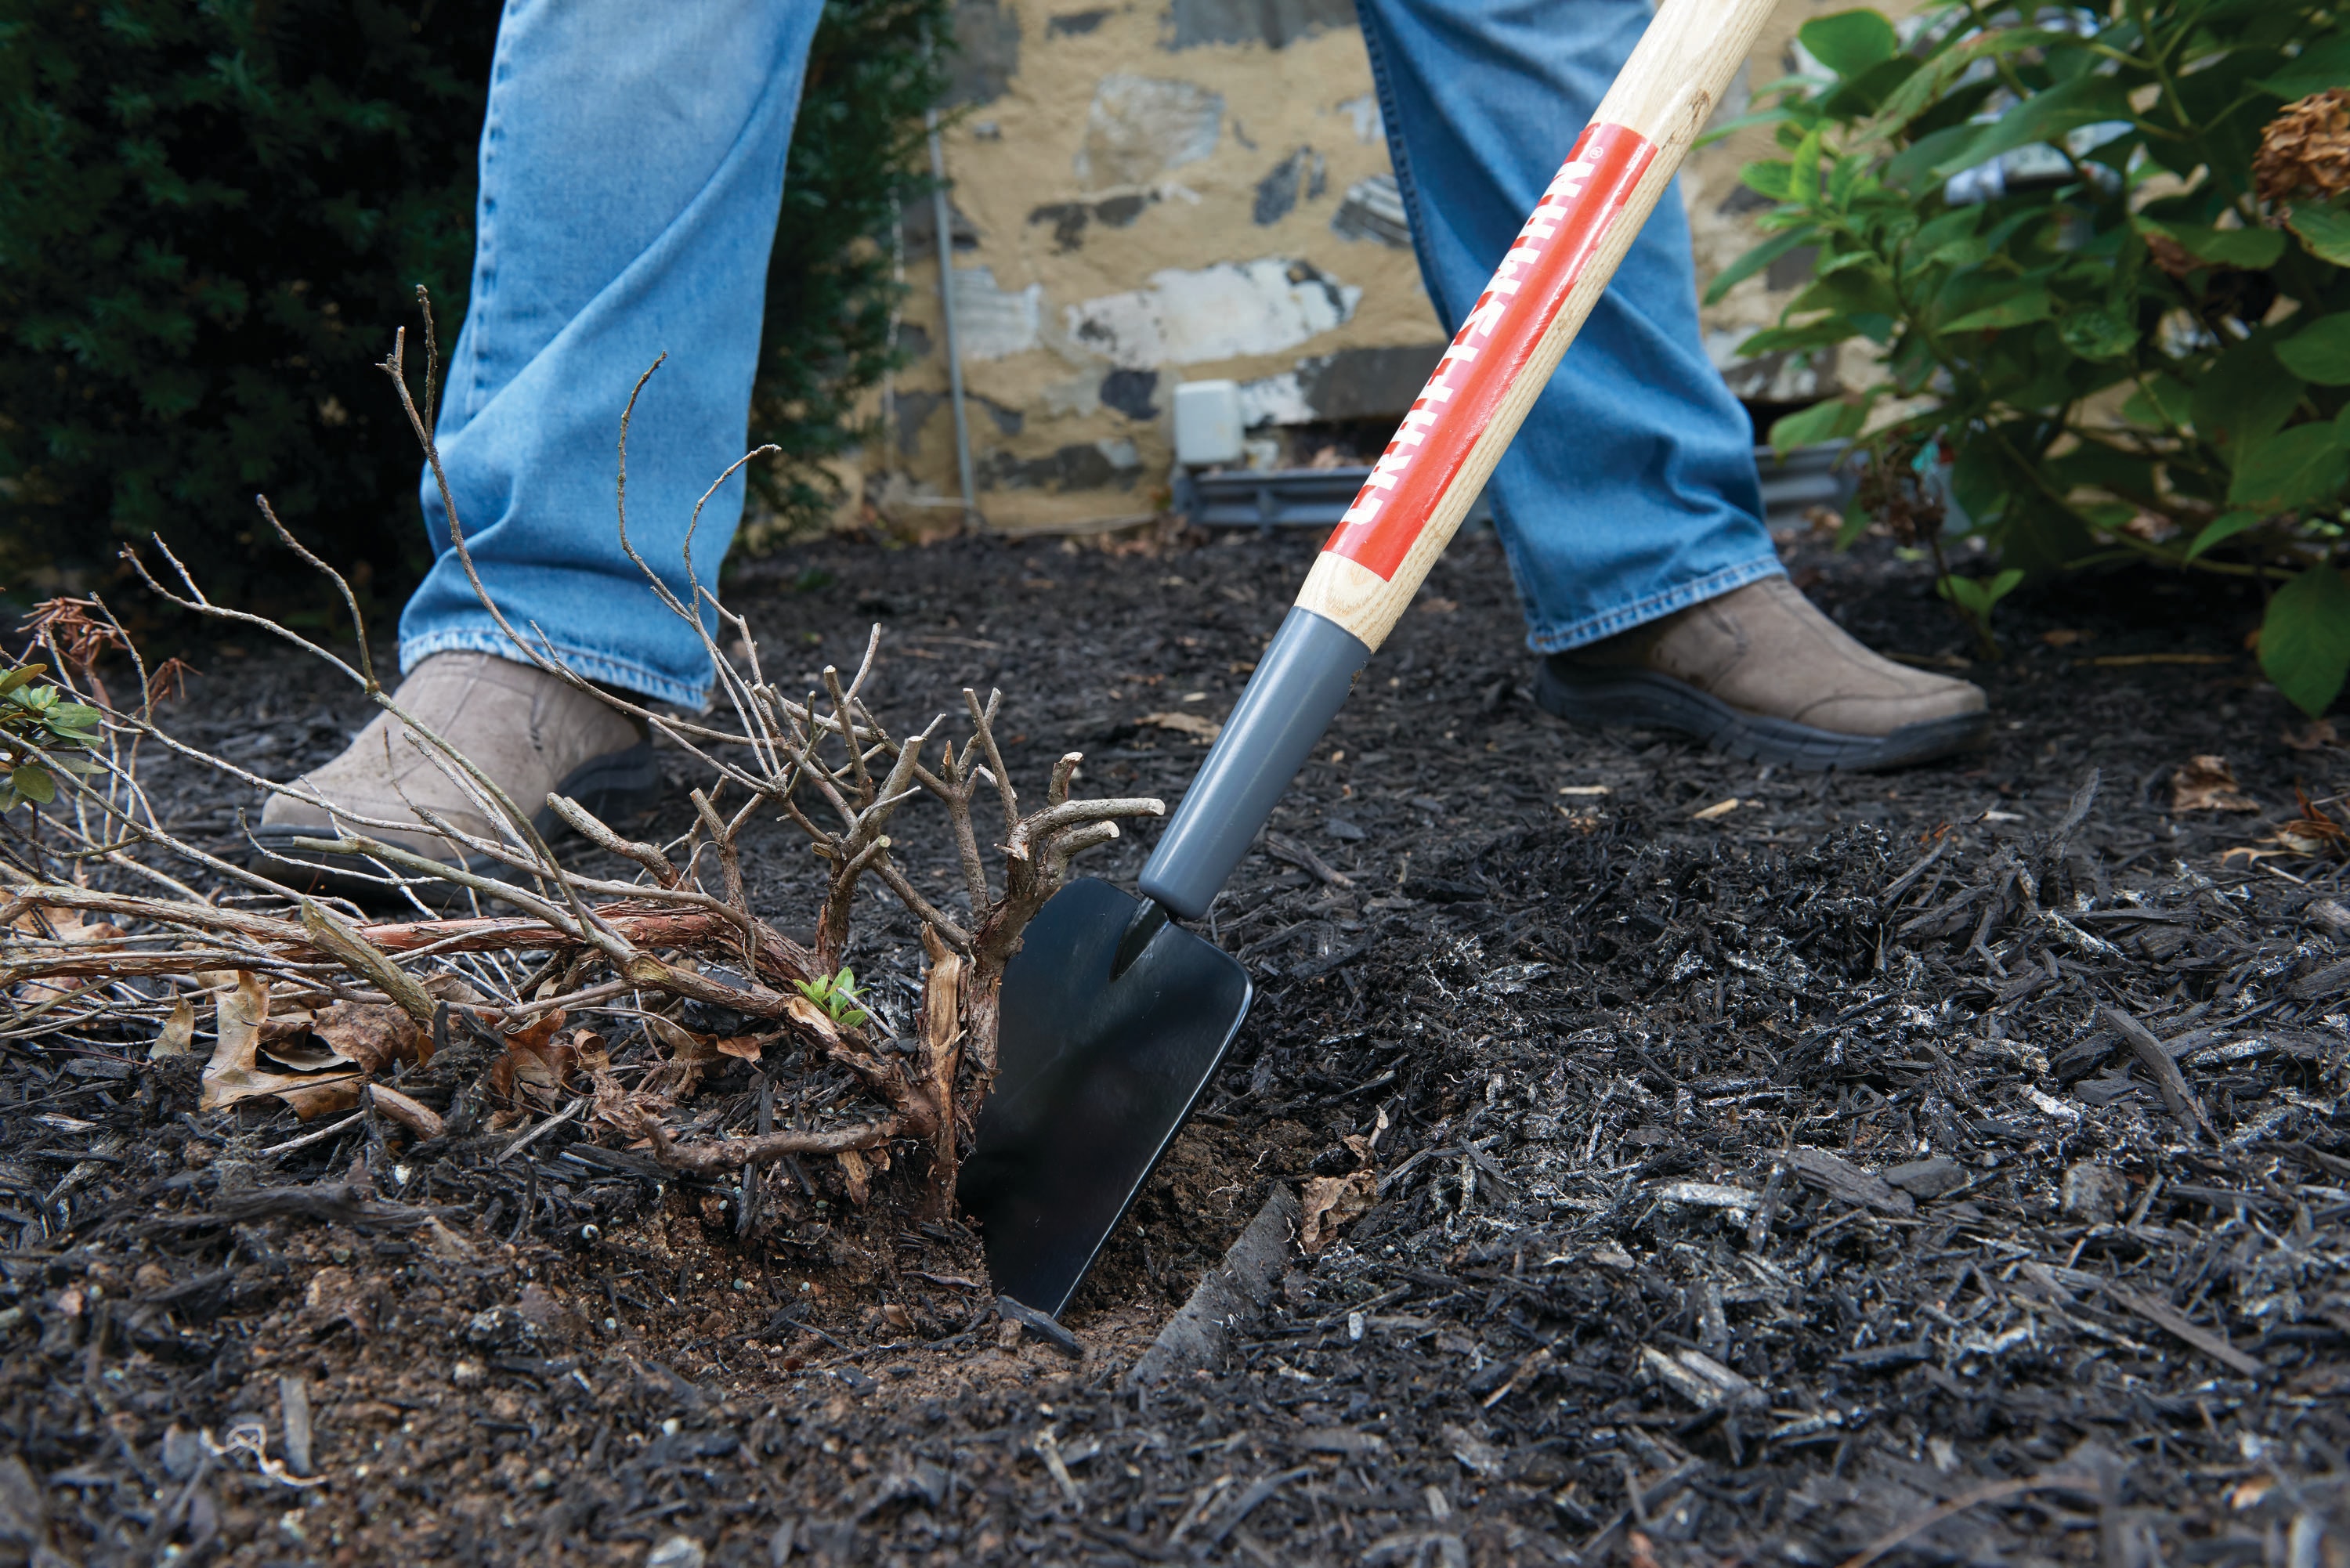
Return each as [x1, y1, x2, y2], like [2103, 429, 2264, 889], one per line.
[2092, 524, 2265, 576]
[2127, 0, 2196, 135]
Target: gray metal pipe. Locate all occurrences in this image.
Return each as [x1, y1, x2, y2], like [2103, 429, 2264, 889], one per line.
[926, 110, 979, 529]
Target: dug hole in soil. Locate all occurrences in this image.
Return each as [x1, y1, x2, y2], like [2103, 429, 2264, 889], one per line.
[6, 522, 2350, 1566]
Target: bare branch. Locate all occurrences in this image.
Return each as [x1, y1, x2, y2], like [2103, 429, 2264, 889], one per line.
[634, 1113, 902, 1175]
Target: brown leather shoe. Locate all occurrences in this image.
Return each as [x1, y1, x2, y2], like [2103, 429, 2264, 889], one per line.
[251, 652, 659, 892]
[1536, 576, 1990, 771]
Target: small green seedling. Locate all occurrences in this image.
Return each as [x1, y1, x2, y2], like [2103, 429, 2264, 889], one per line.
[0, 663, 101, 812]
[1936, 569, 2026, 659]
[795, 966, 870, 1029]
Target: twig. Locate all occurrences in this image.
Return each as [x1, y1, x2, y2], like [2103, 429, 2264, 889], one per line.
[367, 1084, 445, 1140]
[633, 1112, 902, 1175]
[2101, 1004, 2214, 1138]
[257, 1111, 367, 1160]
[1832, 1479, 2042, 1568]
[496, 1097, 587, 1165]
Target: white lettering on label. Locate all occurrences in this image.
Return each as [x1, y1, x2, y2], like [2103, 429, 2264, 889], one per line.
[1341, 139, 1611, 536]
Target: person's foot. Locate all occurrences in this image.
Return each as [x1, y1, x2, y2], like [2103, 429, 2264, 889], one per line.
[251, 652, 660, 892]
[1535, 576, 1990, 771]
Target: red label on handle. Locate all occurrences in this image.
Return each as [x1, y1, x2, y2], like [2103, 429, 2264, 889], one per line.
[1319, 122, 1658, 580]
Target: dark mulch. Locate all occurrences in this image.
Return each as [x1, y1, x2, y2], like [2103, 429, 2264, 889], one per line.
[4, 522, 2348, 1565]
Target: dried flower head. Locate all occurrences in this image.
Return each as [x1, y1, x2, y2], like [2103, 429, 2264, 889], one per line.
[2256, 89, 2350, 211]
[20, 598, 123, 676]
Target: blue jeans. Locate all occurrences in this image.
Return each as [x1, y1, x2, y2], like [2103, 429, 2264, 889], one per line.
[401, 0, 1777, 703]
[400, 0, 823, 706]
[1354, 0, 1780, 650]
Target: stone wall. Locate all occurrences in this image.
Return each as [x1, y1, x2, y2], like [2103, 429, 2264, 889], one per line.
[848, 0, 1864, 535]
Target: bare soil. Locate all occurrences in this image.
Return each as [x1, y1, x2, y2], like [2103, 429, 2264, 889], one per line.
[5, 522, 2348, 1566]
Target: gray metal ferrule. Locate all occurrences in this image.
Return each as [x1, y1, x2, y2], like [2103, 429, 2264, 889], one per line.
[1140, 606, 1371, 919]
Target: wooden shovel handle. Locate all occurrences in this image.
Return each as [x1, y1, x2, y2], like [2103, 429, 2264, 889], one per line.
[1296, 0, 1783, 652]
[1137, 0, 1784, 918]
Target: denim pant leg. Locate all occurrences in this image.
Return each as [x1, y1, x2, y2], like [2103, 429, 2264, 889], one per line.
[397, 0, 822, 706]
[1353, 0, 1783, 653]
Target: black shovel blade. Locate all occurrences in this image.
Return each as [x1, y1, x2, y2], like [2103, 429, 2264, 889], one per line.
[960, 877, 1251, 1317]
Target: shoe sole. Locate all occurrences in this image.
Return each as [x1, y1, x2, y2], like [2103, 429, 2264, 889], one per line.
[245, 742, 665, 905]
[1535, 665, 1990, 772]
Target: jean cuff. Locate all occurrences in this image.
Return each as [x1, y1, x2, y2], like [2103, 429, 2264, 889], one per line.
[400, 626, 711, 710]
[1523, 555, 1787, 656]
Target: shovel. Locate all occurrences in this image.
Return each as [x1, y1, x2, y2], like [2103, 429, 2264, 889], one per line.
[960, 0, 1783, 1317]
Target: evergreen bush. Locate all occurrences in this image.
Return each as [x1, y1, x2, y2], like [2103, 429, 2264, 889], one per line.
[0, 0, 945, 605]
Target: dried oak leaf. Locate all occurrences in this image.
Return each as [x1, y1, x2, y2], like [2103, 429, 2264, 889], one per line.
[150, 997, 195, 1060]
[642, 1013, 721, 1099]
[838, 1147, 873, 1206]
[421, 970, 490, 1008]
[199, 971, 360, 1118]
[2283, 718, 2339, 751]
[487, 1009, 578, 1110]
[2172, 754, 2261, 813]
[9, 908, 125, 1005]
[2257, 89, 2350, 209]
[1299, 1170, 1376, 1255]
[312, 1003, 426, 1075]
[589, 1067, 671, 1139]
[1137, 710, 1223, 744]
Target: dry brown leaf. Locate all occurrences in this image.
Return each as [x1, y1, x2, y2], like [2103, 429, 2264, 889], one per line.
[572, 1028, 611, 1074]
[642, 1013, 721, 1099]
[420, 971, 490, 1008]
[200, 971, 359, 1115]
[714, 1035, 768, 1062]
[645, 1013, 718, 1059]
[2256, 788, 2350, 860]
[588, 1064, 672, 1137]
[258, 1039, 354, 1073]
[10, 909, 125, 1004]
[9, 909, 124, 945]
[780, 995, 843, 1049]
[278, 1079, 364, 1121]
[150, 998, 194, 1060]
[2283, 719, 2338, 752]
[312, 1002, 426, 1075]
[2172, 755, 2261, 813]
[485, 1008, 584, 1110]
[1299, 1170, 1376, 1255]
[506, 1006, 569, 1057]
[839, 1147, 872, 1206]
[1137, 710, 1222, 744]
[255, 1010, 316, 1043]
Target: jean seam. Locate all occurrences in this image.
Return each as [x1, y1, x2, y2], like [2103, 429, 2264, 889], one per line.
[1524, 555, 1785, 655]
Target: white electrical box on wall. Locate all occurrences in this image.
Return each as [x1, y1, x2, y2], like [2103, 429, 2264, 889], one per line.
[1171, 380, 1245, 468]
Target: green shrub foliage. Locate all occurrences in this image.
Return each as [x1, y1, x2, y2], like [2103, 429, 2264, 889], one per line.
[0, 0, 498, 601]
[1720, 3, 2350, 713]
[0, 0, 945, 602]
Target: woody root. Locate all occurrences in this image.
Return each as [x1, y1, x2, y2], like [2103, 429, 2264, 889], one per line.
[0, 295, 1160, 1224]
